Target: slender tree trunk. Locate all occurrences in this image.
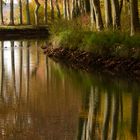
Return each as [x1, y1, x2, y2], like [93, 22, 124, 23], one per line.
[50, 0, 54, 20]
[10, 0, 14, 25]
[112, 0, 121, 29]
[85, 0, 90, 13]
[44, 0, 48, 24]
[0, 0, 4, 24]
[75, 0, 80, 16]
[119, 0, 123, 14]
[90, 0, 94, 29]
[55, 0, 61, 18]
[19, 0, 22, 24]
[71, 0, 75, 18]
[104, 0, 112, 28]
[80, 0, 86, 15]
[35, 0, 40, 25]
[130, 0, 139, 36]
[26, 0, 30, 24]
[124, 0, 129, 13]
[63, 0, 67, 19]
[92, 0, 104, 31]
[67, 0, 71, 19]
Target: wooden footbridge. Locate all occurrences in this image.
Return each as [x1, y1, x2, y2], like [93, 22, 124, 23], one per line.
[0, 25, 49, 40]
[0, 0, 49, 40]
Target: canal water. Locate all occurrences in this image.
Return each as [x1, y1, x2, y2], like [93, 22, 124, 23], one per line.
[0, 40, 139, 140]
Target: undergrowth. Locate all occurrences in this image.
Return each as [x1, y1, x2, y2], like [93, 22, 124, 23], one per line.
[49, 20, 140, 59]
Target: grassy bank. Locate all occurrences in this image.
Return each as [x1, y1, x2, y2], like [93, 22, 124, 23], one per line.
[49, 20, 140, 59]
[42, 20, 140, 76]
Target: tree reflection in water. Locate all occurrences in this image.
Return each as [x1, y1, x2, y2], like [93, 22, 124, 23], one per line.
[0, 40, 139, 140]
[0, 41, 4, 101]
[102, 92, 111, 140]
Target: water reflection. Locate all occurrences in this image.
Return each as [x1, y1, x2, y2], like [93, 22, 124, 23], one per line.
[0, 40, 139, 140]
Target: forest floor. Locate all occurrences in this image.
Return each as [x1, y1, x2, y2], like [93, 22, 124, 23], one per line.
[0, 25, 49, 40]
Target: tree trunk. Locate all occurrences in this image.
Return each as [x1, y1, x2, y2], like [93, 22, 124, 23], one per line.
[50, 0, 54, 20]
[44, 0, 48, 24]
[93, 0, 104, 31]
[119, 0, 123, 14]
[63, 0, 67, 19]
[34, 0, 40, 25]
[104, 0, 112, 28]
[112, 0, 121, 29]
[75, 0, 80, 16]
[55, 0, 61, 18]
[0, 0, 4, 24]
[85, 0, 90, 13]
[26, 0, 30, 24]
[10, 0, 14, 25]
[80, 0, 86, 15]
[90, 0, 95, 29]
[67, 0, 71, 19]
[19, 0, 22, 24]
[130, 0, 139, 36]
[71, 0, 75, 18]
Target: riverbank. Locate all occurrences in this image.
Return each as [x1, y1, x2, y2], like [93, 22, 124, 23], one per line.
[0, 25, 49, 40]
[42, 22, 140, 78]
[43, 45, 140, 79]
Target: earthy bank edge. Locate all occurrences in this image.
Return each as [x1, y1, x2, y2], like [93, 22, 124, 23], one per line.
[0, 26, 49, 40]
[43, 46, 140, 80]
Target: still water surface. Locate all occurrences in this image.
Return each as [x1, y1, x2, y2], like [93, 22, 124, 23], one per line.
[0, 40, 139, 140]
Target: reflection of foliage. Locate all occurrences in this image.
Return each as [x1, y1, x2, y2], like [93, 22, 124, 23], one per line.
[50, 59, 140, 96]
